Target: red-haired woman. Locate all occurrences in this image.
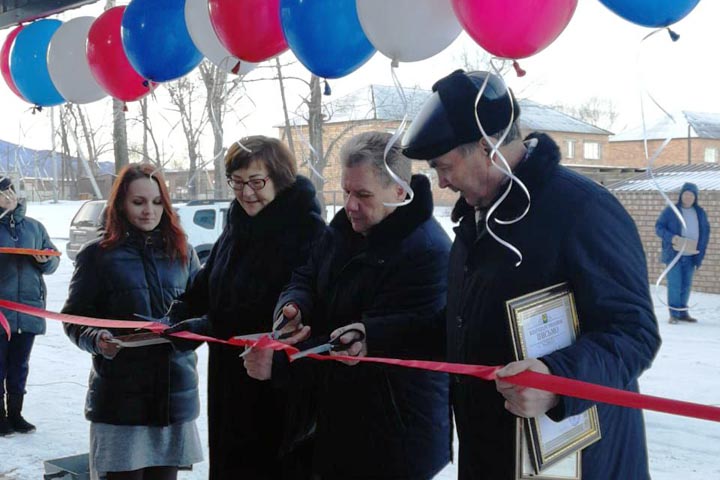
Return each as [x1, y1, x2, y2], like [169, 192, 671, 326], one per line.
[63, 164, 202, 480]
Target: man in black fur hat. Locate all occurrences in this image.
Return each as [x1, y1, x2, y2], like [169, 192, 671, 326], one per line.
[401, 70, 660, 480]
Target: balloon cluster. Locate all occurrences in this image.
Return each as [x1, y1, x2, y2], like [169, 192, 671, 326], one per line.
[0, 0, 704, 108]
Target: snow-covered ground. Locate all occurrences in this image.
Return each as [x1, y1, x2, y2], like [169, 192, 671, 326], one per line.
[1, 200, 719, 479]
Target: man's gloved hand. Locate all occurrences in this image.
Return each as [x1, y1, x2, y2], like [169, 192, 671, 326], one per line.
[163, 316, 211, 336]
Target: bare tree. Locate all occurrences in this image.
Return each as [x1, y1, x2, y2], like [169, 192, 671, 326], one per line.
[553, 96, 620, 132]
[103, 0, 129, 173]
[197, 60, 244, 198]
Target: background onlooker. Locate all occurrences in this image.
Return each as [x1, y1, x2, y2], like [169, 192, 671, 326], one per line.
[0, 175, 59, 436]
[656, 182, 711, 323]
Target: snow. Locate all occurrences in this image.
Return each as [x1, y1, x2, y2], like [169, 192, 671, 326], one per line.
[1, 201, 719, 479]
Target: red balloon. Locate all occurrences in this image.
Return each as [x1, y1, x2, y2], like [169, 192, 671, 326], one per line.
[1, 25, 27, 101]
[86, 6, 152, 102]
[451, 0, 577, 59]
[208, 0, 287, 63]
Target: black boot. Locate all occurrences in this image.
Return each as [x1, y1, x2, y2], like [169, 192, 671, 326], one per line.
[7, 394, 35, 434]
[0, 397, 14, 437]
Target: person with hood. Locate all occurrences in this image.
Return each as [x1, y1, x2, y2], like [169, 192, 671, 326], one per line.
[655, 182, 711, 323]
[63, 164, 203, 480]
[164, 136, 326, 479]
[0, 176, 59, 437]
[244, 131, 452, 480]
[401, 70, 661, 479]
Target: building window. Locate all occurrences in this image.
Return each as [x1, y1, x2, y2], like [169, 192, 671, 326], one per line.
[704, 148, 717, 163]
[583, 142, 600, 160]
[565, 140, 575, 159]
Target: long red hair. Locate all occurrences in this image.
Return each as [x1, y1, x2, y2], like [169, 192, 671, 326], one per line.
[101, 163, 188, 264]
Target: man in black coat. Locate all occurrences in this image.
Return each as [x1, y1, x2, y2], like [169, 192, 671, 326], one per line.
[401, 70, 661, 479]
[244, 131, 451, 480]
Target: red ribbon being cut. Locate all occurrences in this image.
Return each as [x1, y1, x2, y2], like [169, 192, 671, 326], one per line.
[0, 247, 62, 257]
[0, 299, 718, 423]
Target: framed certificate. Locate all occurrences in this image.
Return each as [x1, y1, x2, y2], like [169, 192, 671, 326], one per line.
[506, 283, 601, 477]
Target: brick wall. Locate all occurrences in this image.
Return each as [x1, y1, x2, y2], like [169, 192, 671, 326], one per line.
[536, 131, 611, 165]
[613, 190, 719, 294]
[607, 138, 720, 168]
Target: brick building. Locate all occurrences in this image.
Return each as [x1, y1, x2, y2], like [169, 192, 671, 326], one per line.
[279, 85, 612, 207]
[609, 163, 720, 294]
[608, 111, 720, 168]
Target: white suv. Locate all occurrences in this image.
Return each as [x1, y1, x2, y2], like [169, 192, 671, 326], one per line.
[174, 200, 230, 263]
[66, 199, 230, 264]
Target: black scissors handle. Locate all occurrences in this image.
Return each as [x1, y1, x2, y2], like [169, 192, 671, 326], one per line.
[328, 327, 366, 352]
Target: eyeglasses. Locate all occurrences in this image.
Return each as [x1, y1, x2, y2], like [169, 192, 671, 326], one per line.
[226, 176, 270, 191]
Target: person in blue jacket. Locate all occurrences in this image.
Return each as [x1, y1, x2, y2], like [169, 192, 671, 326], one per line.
[655, 182, 711, 323]
[0, 176, 59, 436]
[244, 131, 452, 479]
[401, 70, 661, 480]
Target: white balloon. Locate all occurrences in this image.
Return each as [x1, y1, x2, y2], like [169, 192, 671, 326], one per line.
[356, 0, 462, 63]
[184, 0, 257, 75]
[47, 17, 106, 104]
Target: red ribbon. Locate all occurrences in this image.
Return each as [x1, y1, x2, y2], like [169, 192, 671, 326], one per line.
[0, 247, 62, 257]
[1, 299, 718, 423]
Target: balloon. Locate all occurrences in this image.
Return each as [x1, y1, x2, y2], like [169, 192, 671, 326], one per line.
[451, 0, 577, 59]
[1, 25, 27, 101]
[86, 7, 152, 102]
[184, 0, 257, 75]
[357, 0, 462, 63]
[47, 17, 107, 104]
[122, 0, 203, 82]
[208, 0, 287, 63]
[280, 0, 376, 78]
[599, 0, 701, 28]
[10, 19, 65, 107]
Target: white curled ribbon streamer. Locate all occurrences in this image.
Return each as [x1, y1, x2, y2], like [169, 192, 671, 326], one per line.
[476, 58, 531, 267]
[638, 28, 693, 313]
[382, 63, 414, 208]
[291, 118, 324, 181]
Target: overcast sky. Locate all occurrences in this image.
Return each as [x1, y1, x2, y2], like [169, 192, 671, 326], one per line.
[0, 0, 719, 166]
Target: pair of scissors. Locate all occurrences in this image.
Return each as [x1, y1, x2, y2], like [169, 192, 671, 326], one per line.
[290, 328, 366, 360]
[234, 312, 298, 357]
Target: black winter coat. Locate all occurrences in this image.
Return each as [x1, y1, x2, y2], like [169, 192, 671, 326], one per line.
[173, 176, 325, 479]
[448, 134, 660, 480]
[275, 175, 451, 480]
[0, 201, 59, 334]
[63, 229, 201, 426]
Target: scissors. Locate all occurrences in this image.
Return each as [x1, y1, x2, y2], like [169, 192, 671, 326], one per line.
[234, 312, 299, 357]
[290, 328, 366, 360]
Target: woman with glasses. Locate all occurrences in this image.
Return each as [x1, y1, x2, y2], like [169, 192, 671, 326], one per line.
[62, 164, 202, 480]
[166, 136, 325, 479]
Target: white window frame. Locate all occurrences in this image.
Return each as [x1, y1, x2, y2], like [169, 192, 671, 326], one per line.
[704, 147, 717, 163]
[583, 142, 600, 161]
[565, 140, 575, 159]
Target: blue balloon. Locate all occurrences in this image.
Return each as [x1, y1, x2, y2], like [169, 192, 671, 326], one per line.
[10, 19, 65, 107]
[121, 0, 203, 82]
[281, 0, 376, 79]
[599, 0, 701, 28]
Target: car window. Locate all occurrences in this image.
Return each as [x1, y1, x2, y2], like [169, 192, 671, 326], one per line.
[193, 209, 215, 230]
[72, 202, 105, 227]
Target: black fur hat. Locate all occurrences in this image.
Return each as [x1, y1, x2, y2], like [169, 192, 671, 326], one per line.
[402, 69, 520, 160]
[0, 176, 13, 192]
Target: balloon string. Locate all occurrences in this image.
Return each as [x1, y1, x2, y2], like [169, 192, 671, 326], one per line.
[474, 58, 532, 267]
[637, 28, 693, 313]
[382, 62, 414, 207]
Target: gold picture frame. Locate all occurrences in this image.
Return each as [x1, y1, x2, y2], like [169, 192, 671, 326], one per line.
[506, 283, 601, 477]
